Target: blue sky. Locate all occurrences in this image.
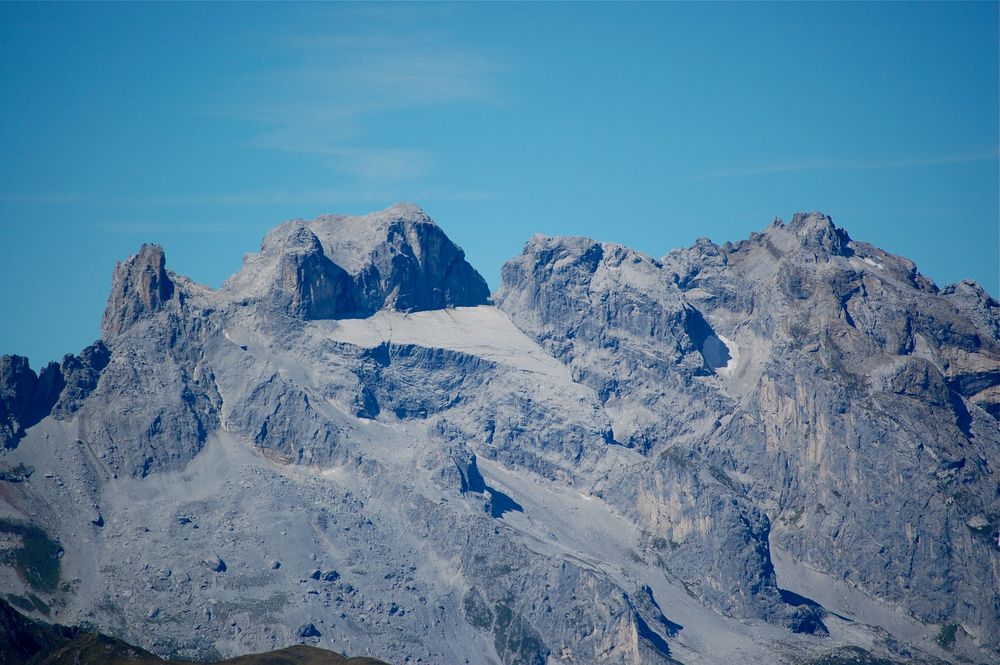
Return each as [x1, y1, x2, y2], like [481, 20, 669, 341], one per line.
[1, 2, 997, 367]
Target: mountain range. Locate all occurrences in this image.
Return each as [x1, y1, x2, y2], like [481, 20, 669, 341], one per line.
[1, 203, 997, 665]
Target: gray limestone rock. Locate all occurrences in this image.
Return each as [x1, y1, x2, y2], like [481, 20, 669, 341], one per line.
[0, 206, 997, 665]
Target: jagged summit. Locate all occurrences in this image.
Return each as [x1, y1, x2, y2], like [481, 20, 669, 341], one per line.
[225, 203, 490, 319]
[97, 204, 491, 336]
[102, 243, 174, 340]
[784, 211, 851, 258]
[729, 211, 851, 262]
[304, 202, 436, 271]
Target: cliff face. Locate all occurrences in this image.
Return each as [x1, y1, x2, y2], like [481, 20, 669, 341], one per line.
[497, 212, 1000, 653]
[0, 204, 996, 665]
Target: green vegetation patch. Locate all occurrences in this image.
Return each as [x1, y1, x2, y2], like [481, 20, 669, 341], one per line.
[807, 646, 897, 665]
[0, 463, 33, 482]
[936, 622, 958, 650]
[659, 445, 692, 469]
[649, 535, 681, 551]
[708, 464, 740, 493]
[0, 518, 62, 593]
[782, 507, 805, 525]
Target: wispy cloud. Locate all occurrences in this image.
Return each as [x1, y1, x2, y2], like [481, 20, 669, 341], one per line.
[130, 187, 395, 209]
[690, 150, 999, 180]
[1, 15, 504, 212]
[0, 187, 394, 210]
[216, 22, 506, 183]
[0, 185, 495, 213]
[96, 221, 246, 235]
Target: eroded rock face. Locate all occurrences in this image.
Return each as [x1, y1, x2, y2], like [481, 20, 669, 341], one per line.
[74, 244, 220, 477]
[1, 206, 998, 665]
[51, 341, 110, 419]
[340, 204, 491, 313]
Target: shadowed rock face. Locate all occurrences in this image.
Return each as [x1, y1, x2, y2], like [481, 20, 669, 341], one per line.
[1, 206, 998, 665]
[341, 205, 491, 313]
[0, 355, 49, 448]
[274, 226, 354, 320]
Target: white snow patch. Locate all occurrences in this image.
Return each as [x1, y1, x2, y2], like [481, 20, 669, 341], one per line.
[683, 287, 715, 301]
[320, 306, 571, 380]
[704, 334, 740, 377]
[862, 256, 884, 270]
[851, 256, 885, 271]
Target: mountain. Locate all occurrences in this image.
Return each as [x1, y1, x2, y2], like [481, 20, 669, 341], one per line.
[0, 203, 997, 665]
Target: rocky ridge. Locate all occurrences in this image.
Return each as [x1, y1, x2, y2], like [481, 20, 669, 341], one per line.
[0, 204, 996, 665]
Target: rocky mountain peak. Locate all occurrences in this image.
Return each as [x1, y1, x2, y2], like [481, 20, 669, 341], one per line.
[3, 206, 999, 665]
[261, 220, 325, 255]
[227, 203, 490, 319]
[514, 234, 608, 275]
[0, 339, 113, 449]
[497, 232, 722, 385]
[298, 202, 440, 273]
[101, 243, 175, 340]
[769, 211, 851, 260]
[945, 279, 998, 309]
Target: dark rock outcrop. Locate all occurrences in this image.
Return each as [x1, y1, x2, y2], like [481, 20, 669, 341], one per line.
[0, 597, 78, 665]
[260, 223, 355, 319]
[0, 341, 111, 448]
[1, 355, 43, 448]
[0, 356, 61, 448]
